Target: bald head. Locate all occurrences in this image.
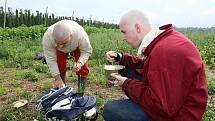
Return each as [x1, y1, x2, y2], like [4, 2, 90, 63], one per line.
[119, 10, 151, 49]
[120, 10, 151, 30]
[53, 21, 71, 42]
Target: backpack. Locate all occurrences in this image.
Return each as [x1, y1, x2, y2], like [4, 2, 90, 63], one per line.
[36, 86, 97, 120]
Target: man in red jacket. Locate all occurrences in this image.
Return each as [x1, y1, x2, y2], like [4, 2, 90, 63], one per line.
[103, 10, 208, 121]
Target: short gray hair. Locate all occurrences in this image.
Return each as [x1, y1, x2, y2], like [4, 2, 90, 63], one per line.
[53, 21, 70, 41]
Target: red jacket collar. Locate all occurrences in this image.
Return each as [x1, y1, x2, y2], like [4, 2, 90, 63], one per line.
[142, 24, 174, 56]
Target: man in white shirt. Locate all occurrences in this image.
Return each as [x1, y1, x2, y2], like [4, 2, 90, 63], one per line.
[42, 20, 92, 95]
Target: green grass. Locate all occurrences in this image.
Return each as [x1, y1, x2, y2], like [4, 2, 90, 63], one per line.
[39, 80, 53, 91]
[0, 26, 214, 120]
[0, 85, 6, 96]
[208, 77, 215, 94]
[15, 69, 39, 82]
[0, 108, 30, 121]
[203, 97, 215, 121]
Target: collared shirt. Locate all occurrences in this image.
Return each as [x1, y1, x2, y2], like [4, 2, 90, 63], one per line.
[137, 28, 164, 58]
[42, 20, 92, 77]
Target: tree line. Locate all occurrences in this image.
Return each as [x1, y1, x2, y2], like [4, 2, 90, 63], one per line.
[175, 27, 215, 32]
[0, 6, 119, 29]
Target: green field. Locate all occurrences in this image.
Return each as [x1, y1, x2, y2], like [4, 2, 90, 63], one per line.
[0, 26, 214, 121]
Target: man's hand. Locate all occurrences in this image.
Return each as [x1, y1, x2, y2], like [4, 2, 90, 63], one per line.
[54, 79, 65, 89]
[54, 75, 65, 89]
[110, 73, 127, 86]
[106, 51, 121, 62]
[72, 62, 82, 72]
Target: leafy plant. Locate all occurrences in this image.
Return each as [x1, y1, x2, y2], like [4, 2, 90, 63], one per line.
[15, 70, 39, 82]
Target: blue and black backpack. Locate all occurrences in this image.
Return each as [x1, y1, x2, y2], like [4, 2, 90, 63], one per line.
[36, 86, 97, 121]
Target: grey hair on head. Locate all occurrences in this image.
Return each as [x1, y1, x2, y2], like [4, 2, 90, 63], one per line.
[53, 21, 71, 41]
[120, 10, 151, 29]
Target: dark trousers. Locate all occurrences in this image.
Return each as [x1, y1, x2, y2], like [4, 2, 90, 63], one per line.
[103, 99, 149, 121]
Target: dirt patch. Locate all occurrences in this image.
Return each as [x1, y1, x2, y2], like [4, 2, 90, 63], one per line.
[86, 84, 127, 99]
[206, 67, 215, 80]
[209, 95, 215, 102]
[21, 81, 40, 92]
[0, 67, 214, 120]
[65, 81, 127, 99]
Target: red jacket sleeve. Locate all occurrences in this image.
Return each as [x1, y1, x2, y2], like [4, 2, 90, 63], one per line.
[120, 52, 145, 69]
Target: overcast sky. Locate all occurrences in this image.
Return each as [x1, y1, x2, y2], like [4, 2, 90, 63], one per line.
[1, 0, 215, 27]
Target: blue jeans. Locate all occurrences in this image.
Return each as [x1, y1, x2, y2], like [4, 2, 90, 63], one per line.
[103, 99, 150, 121]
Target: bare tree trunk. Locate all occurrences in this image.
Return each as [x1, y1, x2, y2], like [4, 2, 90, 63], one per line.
[3, 0, 7, 28]
[45, 6, 48, 26]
